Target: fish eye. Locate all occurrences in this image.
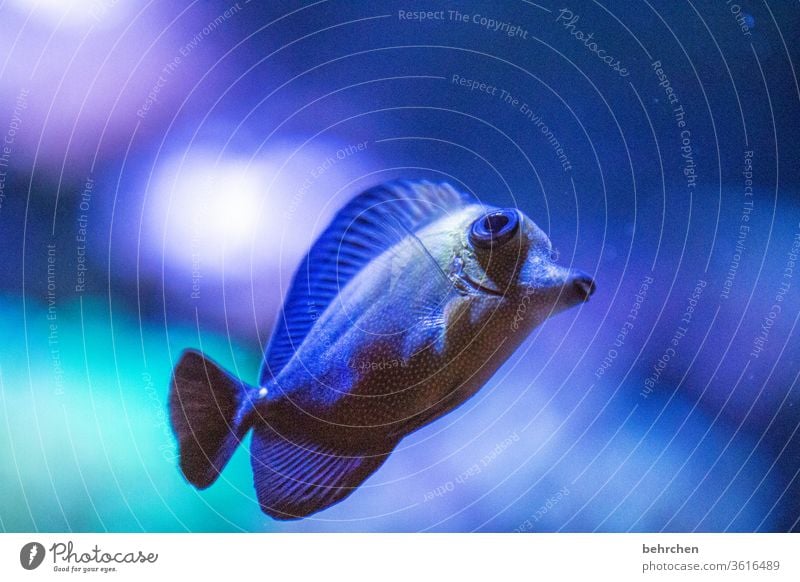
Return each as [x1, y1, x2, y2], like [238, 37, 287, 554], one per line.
[469, 209, 520, 249]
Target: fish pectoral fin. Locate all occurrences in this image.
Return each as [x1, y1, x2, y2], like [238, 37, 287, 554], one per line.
[401, 294, 470, 360]
[251, 424, 394, 520]
[169, 350, 255, 489]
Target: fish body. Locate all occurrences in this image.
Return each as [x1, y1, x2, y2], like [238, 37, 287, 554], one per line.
[169, 181, 595, 520]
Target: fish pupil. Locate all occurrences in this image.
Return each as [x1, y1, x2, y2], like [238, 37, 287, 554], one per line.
[484, 214, 509, 232]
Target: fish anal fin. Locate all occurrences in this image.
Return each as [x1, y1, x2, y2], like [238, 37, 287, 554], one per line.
[250, 424, 394, 520]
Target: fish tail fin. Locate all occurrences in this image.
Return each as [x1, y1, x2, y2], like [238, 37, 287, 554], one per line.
[169, 349, 255, 489]
[251, 423, 394, 520]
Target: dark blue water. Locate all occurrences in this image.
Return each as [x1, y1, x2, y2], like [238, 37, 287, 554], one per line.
[0, 0, 798, 532]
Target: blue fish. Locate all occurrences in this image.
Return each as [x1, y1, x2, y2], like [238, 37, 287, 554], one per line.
[169, 181, 595, 520]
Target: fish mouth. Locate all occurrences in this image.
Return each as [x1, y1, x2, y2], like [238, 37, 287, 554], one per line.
[571, 271, 596, 302]
[555, 268, 596, 307]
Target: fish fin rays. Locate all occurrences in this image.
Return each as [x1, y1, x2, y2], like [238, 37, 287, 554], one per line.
[260, 180, 473, 384]
[401, 311, 447, 361]
[401, 294, 471, 361]
[169, 350, 254, 489]
[250, 423, 394, 520]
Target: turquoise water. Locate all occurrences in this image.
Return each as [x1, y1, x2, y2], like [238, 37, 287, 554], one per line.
[0, 295, 267, 532]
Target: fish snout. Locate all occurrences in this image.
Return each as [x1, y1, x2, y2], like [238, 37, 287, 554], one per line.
[519, 260, 596, 311]
[548, 267, 595, 308]
[570, 270, 596, 302]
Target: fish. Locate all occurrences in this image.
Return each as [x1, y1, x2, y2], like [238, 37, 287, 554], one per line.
[169, 180, 596, 520]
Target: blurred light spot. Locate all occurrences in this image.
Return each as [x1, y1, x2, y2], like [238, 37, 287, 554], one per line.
[10, 0, 131, 28]
[144, 142, 372, 284]
[184, 159, 261, 251]
[151, 152, 273, 272]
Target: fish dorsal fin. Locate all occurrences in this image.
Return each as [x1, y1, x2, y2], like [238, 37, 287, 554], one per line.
[260, 180, 472, 382]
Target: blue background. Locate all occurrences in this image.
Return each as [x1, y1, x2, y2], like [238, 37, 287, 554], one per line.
[0, 0, 799, 532]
